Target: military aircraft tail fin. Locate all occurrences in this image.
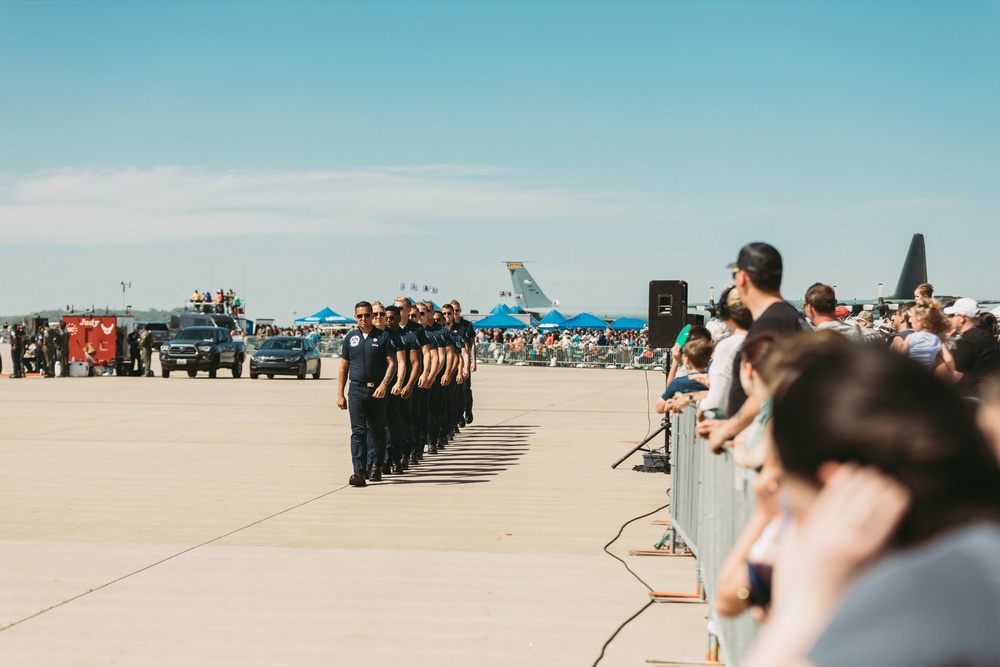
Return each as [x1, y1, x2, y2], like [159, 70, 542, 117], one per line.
[505, 262, 554, 310]
[889, 233, 928, 300]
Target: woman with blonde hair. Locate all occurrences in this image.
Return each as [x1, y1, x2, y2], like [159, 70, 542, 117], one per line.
[897, 298, 955, 380]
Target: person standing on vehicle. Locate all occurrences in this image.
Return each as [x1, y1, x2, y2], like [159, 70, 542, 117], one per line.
[140, 325, 154, 377]
[337, 302, 397, 487]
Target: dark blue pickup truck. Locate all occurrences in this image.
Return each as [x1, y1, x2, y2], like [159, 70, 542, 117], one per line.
[159, 326, 245, 378]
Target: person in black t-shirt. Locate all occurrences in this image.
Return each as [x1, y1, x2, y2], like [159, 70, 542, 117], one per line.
[697, 242, 808, 452]
[945, 298, 1000, 396]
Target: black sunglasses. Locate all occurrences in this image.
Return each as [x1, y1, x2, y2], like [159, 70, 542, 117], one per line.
[356, 313, 372, 319]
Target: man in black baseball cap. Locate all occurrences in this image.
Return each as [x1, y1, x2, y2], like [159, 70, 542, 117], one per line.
[697, 241, 808, 452]
[727, 242, 783, 292]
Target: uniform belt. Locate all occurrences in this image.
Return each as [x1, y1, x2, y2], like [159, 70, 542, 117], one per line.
[352, 380, 376, 387]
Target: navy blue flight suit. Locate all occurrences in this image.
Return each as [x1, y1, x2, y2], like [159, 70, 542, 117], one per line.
[404, 321, 430, 460]
[455, 317, 476, 422]
[341, 328, 392, 475]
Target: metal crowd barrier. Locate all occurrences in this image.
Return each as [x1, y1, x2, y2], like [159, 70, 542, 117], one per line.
[669, 408, 757, 666]
[245, 338, 669, 369]
[473, 342, 669, 368]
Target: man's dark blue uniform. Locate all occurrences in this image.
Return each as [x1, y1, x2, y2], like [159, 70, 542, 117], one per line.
[337, 303, 395, 486]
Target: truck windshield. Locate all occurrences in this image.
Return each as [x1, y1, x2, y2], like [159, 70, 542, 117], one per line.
[174, 329, 218, 342]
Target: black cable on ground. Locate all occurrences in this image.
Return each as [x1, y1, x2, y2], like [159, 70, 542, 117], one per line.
[591, 499, 671, 667]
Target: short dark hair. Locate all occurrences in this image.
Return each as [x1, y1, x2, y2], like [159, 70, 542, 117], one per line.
[385, 305, 400, 316]
[355, 301, 372, 312]
[804, 283, 837, 316]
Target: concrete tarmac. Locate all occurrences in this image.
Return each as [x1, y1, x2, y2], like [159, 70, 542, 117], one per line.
[0, 346, 710, 666]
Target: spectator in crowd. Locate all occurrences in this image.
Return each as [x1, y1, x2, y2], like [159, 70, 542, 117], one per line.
[981, 311, 998, 340]
[944, 297, 1000, 396]
[697, 242, 808, 453]
[896, 298, 956, 380]
[656, 337, 713, 414]
[850, 310, 886, 344]
[699, 285, 752, 420]
[914, 282, 934, 299]
[716, 330, 851, 618]
[802, 283, 861, 340]
[742, 343, 1000, 667]
[887, 301, 915, 353]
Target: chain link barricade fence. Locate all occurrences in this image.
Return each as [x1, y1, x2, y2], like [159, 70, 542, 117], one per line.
[670, 408, 757, 666]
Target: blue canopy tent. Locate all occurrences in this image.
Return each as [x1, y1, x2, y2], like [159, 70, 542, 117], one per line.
[609, 317, 647, 331]
[489, 303, 526, 316]
[472, 312, 528, 330]
[537, 309, 568, 329]
[294, 307, 352, 325]
[560, 312, 609, 330]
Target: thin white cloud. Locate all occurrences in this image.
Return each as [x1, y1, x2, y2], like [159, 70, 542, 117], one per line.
[0, 166, 642, 245]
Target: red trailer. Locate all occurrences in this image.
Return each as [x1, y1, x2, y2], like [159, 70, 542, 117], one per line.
[62, 314, 133, 373]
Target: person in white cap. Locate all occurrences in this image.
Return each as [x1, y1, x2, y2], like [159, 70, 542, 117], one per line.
[944, 297, 1000, 395]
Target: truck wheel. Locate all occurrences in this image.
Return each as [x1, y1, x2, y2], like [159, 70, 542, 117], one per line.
[232, 356, 243, 378]
[187, 370, 197, 378]
[209, 356, 219, 379]
[162, 368, 170, 378]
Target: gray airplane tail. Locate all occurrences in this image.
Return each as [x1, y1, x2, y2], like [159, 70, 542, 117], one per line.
[505, 262, 554, 310]
[889, 233, 928, 300]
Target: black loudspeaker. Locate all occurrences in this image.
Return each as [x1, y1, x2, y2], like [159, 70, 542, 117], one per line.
[648, 280, 688, 349]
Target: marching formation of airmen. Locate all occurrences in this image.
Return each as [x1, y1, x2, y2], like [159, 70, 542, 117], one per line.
[337, 297, 476, 487]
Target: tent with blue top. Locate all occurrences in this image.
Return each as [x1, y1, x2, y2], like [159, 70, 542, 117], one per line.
[609, 317, 647, 331]
[489, 303, 526, 316]
[560, 312, 609, 330]
[472, 312, 528, 330]
[294, 307, 352, 325]
[537, 309, 568, 329]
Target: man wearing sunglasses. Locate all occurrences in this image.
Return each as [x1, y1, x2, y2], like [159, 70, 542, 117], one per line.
[395, 297, 429, 466]
[337, 301, 397, 487]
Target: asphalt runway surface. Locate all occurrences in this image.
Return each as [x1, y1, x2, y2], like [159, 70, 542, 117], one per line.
[0, 347, 710, 666]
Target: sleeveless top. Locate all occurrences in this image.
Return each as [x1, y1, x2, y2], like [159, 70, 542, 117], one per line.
[908, 331, 940, 369]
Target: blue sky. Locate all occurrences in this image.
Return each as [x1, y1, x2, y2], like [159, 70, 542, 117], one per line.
[1, 0, 998, 322]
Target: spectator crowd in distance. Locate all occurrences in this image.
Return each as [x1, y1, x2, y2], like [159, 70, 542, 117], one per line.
[656, 242, 1000, 667]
